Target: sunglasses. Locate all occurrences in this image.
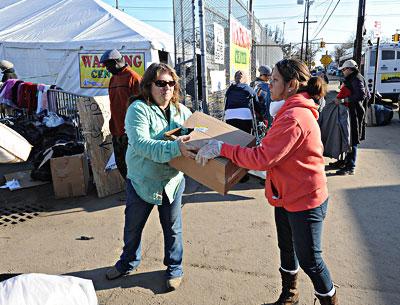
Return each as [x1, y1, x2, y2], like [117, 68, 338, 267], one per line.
[154, 80, 176, 88]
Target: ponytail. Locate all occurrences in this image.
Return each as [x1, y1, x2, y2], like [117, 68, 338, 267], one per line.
[305, 76, 327, 99]
[275, 59, 328, 99]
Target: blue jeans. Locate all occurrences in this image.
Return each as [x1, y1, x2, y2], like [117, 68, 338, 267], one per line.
[275, 199, 333, 294]
[115, 178, 185, 279]
[345, 145, 358, 169]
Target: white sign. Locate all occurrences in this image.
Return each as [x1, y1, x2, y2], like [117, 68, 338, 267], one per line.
[373, 20, 381, 38]
[214, 23, 225, 64]
[210, 70, 226, 93]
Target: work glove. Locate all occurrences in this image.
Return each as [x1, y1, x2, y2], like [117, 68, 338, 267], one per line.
[195, 139, 223, 166]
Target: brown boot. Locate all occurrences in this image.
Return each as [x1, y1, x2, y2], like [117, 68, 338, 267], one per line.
[315, 291, 339, 305]
[274, 268, 299, 305]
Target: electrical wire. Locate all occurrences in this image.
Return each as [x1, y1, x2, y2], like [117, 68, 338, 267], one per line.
[312, 0, 334, 36]
[312, 0, 342, 39]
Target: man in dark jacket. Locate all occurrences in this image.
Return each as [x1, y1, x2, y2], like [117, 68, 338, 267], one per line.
[0, 60, 18, 82]
[336, 59, 369, 175]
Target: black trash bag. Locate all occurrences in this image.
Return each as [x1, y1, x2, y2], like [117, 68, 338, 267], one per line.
[30, 142, 85, 181]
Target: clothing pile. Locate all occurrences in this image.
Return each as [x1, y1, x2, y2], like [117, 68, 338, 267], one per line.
[1, 114, 82, 181]
[0, 79, 61, 114]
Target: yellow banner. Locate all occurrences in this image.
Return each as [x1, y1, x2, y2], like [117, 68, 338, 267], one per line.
[79, 53, 145, 88]
[230, 16, 252, 81]
[381, 72, 400, 83]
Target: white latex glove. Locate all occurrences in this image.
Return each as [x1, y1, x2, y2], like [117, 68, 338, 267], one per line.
[195, 139, 223, 166]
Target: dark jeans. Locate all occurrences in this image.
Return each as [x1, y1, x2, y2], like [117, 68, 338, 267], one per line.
[112, 134, 128, 179]
[345, 144, 358, 169]
[275, 199, 333, 294]
[115, 178, 185, 279]
[226, 119, 253, 134]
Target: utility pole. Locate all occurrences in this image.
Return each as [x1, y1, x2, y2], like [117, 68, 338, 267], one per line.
[353, 0, 366, 66]
[298, 0, 316, 65]
[300, 1, 307, 60]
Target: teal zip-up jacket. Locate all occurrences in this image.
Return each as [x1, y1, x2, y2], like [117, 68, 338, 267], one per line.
[125, 99, 192, 205]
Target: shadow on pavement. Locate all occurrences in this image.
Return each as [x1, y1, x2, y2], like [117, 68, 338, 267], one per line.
[344, 184, 400, 303]
[66, 267, 169, 294]
[0, 273, 22, 282]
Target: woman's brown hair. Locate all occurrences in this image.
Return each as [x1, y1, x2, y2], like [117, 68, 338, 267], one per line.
[129, 63, 181, 113]
[274, 59, 327, 98]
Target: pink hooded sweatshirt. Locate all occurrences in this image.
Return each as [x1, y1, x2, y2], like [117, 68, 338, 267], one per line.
[221, 92, 328, 212]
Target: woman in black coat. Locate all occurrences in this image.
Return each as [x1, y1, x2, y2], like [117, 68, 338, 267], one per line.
[336, 59, 369, 175]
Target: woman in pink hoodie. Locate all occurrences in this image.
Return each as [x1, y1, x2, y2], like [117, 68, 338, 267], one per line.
[195, 59, 338, 305]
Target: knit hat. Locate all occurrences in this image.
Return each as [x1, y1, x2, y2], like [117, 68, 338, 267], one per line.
[258, 65, 272, 76]
[0, 60, 14, 71]
[100, 49, 122, 63]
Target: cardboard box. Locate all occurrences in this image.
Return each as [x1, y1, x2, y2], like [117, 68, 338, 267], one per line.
[167, 112, 256, 195]
[50, 153, 90, 198]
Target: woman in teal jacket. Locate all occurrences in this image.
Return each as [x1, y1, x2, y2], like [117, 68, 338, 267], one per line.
[106, 63, 195, 291]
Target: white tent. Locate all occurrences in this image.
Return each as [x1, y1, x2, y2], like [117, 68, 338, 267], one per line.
[0, 0, 174, 96]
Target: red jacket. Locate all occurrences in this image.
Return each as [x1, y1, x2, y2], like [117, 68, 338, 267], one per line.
[109, 66, 141, 136]
[221, 92, 328, 212]
[336, 85, 351, 99]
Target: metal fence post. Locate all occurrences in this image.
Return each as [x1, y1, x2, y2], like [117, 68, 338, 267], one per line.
[198, 0, 209, 114]
[192, 0, 199, 111]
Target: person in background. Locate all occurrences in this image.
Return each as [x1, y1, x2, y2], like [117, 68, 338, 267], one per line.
[195, 59, 339, 305]
[251, 65, 273, 128]
[320, 70, 329, 84]
[105, 63, 195, 292]
[0, 60, 18, 82]
[224, 70, 262, 134]
[100, 49, 142, 180]
[308, 76, 328, 112]
[335, 59, 369, 175]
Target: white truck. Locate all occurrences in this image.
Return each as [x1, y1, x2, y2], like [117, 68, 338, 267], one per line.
[363, 42, 400, 102]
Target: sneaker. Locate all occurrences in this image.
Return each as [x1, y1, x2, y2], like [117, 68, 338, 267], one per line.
[335, 168, 355, 176]
[105, 266, 125, 280]
[166, 276, 183, 291]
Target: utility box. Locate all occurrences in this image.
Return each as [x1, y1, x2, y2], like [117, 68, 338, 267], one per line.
[50, 153, 90, 198]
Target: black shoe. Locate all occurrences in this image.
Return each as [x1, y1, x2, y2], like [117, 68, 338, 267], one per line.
[335, 168, 355, 176]
[327, 160, 346, 170]
[106, 266, 125, 280]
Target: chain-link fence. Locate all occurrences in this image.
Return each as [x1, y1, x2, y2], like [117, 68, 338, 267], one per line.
[173, 0, 283, 119]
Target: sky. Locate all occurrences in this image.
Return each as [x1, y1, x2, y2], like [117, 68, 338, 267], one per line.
[103, 0, 400, 60]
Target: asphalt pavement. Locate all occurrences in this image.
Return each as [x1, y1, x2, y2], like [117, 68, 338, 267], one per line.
[1, 81, 399, 305]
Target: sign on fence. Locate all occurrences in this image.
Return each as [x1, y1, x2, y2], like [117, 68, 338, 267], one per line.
[229, 16, 251, 80]
[214, 23, 225, 65]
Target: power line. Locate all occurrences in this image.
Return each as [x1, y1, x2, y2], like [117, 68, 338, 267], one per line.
[312, 0, 334, 36]
[312, 0, 342, 39]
